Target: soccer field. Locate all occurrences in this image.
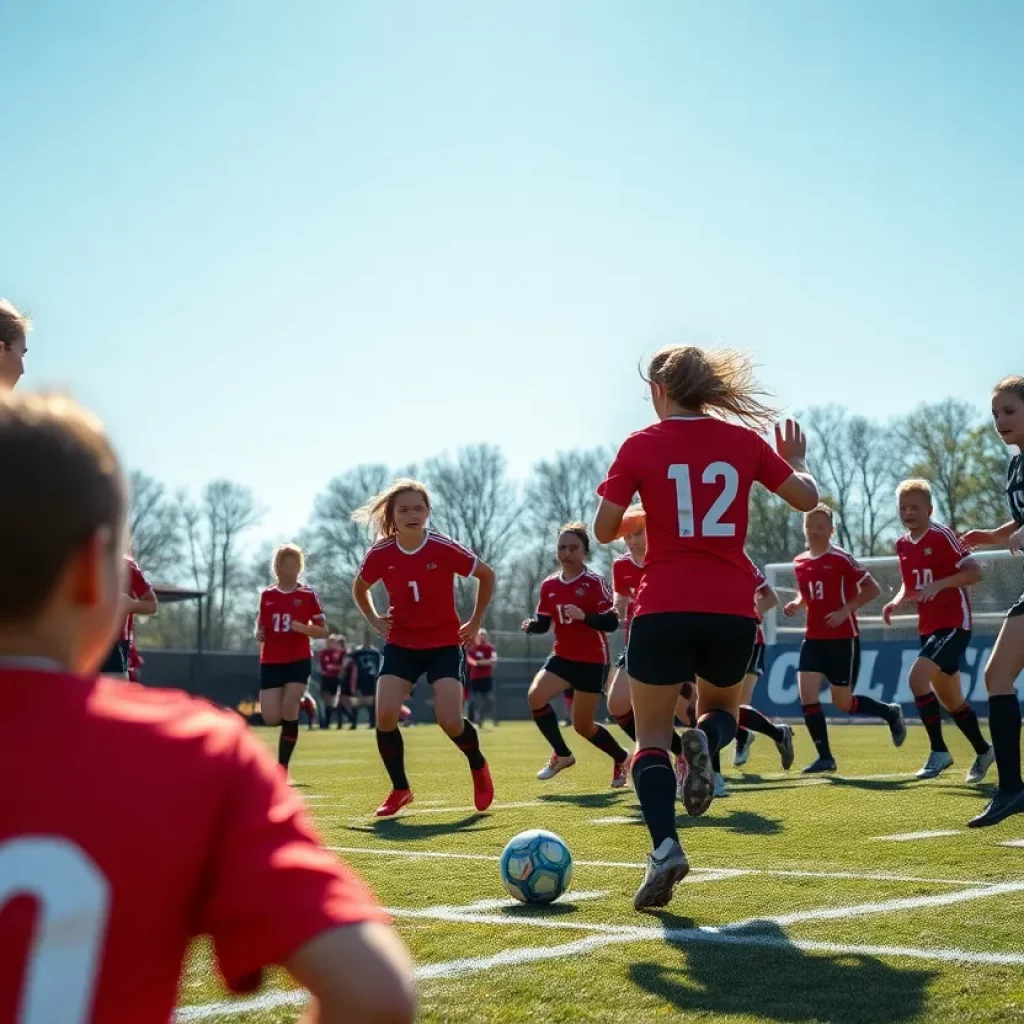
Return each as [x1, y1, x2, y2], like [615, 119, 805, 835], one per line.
[176, 721, 1024, 1023]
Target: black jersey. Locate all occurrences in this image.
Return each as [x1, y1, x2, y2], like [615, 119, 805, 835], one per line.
[1007, 455, 1024, 527]
[353, 646, 383, 688]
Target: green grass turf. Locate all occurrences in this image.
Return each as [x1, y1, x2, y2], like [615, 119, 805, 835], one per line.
[177, 720, 1024, 1023]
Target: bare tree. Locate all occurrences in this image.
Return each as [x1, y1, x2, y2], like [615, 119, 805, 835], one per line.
[746, 484, 804, 568]
[847, 415, 899, 555]
[127, 471, 183, 579]
[525, 447, 613, 536]
[805, 406, 857, 550]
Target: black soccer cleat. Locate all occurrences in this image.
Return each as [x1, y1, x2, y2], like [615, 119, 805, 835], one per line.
[775, 723, 795, 771]
[968, 789, 1024, 829]
[800, 756, 837, 775]
[887, 704, 907, 748]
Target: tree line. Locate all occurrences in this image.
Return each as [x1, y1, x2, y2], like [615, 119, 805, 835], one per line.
[132, 399, 1006, 651]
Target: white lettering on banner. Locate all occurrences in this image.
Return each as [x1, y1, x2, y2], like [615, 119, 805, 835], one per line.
[857, 650, 885, 699]
[892, 649, 920, 704]
[766, 651, 800, 705]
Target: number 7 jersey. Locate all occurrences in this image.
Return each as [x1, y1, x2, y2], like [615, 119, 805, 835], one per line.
[598, 416, 795, 617]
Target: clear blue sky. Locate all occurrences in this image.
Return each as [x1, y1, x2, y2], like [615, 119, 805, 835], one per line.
[4, 0, 1022, 542]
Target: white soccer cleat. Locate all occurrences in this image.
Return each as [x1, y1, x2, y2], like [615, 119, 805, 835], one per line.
[916, 751, 954, 780]
[713, 772, 729, 798]
[536, 753, 576, 780]
[633, 838, 690, 911]
[965, 747, 996, 784]
[611, 759, 629, 789]
[733, 733, 755, 767]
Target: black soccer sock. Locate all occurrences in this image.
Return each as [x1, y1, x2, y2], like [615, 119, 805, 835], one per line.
[951, 702, 991, 756]
[586, 724, 629, 764]
[990, 693, 1024, 794]
[278, 719, 299, 768]
[914, 693, 948, 752]
[802, 703, 832, 760]
[734, 727, 751, 753]
[698, 709, 737, 755]
[323, 706, 333, 728]
[376, 727, 410, 790]
[670, 731, 683, 757]
[738, 706, 784, 744]
[369, 703, 377, 729]
[711, 748, 721, 773]
[614, 709, 637, 742]
[631, 748, 679, 849]
[532, 704, 572, 757]
[450, 719, 487, 770]
[849, 694, 896, 722]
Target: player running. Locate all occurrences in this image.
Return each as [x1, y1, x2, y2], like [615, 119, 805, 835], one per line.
[883, 479, 994, 782]
[0, 298, 29, 390]
[466, 628, 499, 726]
[0, 392, 415, 1024]
[318, 633, 348, 728]
[782, 504, 905, 773]
[595, 344, 819, 910]
[256, 544, 328, 772]
[523, 523, 629, 788]
[350, 634, 383, 728]
[353, 479, 496, 817]
[963, 375, 1024, 826]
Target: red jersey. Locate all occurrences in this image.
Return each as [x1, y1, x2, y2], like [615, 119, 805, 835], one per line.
[0, 667, 385, 1024]
[466, 641, 497, 680]
[598, 417, 795, 618]
[359, 531, 478, 649]
[612, 555, 644, 635]
[319, 648, 345, 678]
[896, 524, 973, 635]
[121, 557, 152, 642]
[537, 570, 615, 665]
[793, 546, 871, 640]
[753, 566, 769, 646]
[258, 586, 325, 664]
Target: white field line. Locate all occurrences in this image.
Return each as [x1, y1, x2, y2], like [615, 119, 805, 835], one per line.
[327, 845, 1002, 888]
[872, 830, 963, 842]
[998, 839, 1024, 848]
[175, 880, 1024, 1021]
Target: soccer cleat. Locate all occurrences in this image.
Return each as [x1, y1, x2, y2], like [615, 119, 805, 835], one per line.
[713, 772, 729, 798]
[968, 788, 1024, 828]
[888, 704, 907, 747]
[375, 788, 413, 817]
[800, 756, 838, 775]
[775, 724, 795, 771]
[916, 751, 954, 780]
[679, 728, 715, 817]
[733, 733, 755, 767]
[471, 764, 495, 811]
[633, 838, 690, 912]
[674, 755, 689, 800]
[611, 759, 629, 789]
[536, 753, 576, 780]
[965, 747, 996, 785]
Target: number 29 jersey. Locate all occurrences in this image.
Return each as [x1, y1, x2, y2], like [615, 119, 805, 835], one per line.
[598, 417, 795, 618]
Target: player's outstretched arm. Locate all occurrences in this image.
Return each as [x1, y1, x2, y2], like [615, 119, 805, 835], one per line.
[756, 584, 780, 615]
[773, 420, 819, 512]
[290, 922, 416, 1024]
[963, 521, 1016, 549]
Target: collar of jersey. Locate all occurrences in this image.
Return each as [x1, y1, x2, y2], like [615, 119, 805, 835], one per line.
[396, 532, 431, 556]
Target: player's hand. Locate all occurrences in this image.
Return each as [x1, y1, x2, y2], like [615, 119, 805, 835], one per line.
[882, 602, 896, 626]
[369, 613, 392, 639]
[459, 619, 482, 644]
[961, 529, 993, 550]
[916, 581, 943, 602]
[775, 419, 807, 468]
[1010, 526, 1024, 556]
[824, 606, 851, 629]
[562, 604, 586, 622]
[783, 601, 800, 618]
[520, 618, 533, 633]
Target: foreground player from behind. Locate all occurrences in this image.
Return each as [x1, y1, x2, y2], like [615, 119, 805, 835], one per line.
[596, 345, 819, 911]
[257, 545, 328, 772]
[0, 298, 29, 390]
[522, 523, 629, 788]
[0, 392, 415, 1024]
[353, 480, 495, 817]
[784, 504, 905, 773]
[963, 375, 1024, 826]
[884, 479, 993, 782]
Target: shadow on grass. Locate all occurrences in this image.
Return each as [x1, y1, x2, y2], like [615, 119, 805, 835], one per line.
[630, 919, 933, 1024]
[498, 901, 584, 919]
[537, 792, 627, 809]
[344, 813, 498, 841]
[683, 808, 783, 836]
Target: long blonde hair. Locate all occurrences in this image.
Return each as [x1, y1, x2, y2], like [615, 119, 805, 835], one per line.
[352, 478, 431, 539]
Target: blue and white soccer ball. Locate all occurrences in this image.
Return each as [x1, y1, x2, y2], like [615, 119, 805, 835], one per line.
[499, 829, 573, 904]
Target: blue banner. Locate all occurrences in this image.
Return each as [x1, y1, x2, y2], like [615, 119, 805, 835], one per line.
[761, 639, 1024, 717]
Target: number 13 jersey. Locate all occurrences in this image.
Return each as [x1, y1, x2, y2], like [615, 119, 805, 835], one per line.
[359, 531, 478, 649]
[598, 416, 794, 618]
[537, 570, 615, 664]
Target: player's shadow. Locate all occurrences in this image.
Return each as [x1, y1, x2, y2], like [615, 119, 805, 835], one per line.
[536, 792, 626, 809]
[630, 918, 933, 1023]
[682, 809, 783, 836]
[498, 901, 582, 919]
[344, 814, 498, 842]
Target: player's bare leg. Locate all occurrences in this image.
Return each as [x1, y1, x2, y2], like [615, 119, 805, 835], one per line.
[434, 676, 493, 811]
[571, 689, 630, 787]
[733, 672, 759, 765]
[607, 663, 635, 738]
[375, 675, 415, 816]
[927, 666, 993, 782]
[528, 670, 577, 779]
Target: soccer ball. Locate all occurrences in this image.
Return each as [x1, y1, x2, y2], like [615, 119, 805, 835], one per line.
[499, 829, 573, 904]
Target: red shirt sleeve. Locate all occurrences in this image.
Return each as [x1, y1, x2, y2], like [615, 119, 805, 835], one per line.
[359, 546, 383, 586]
[612, 560, 628, 597]
[306, 589, 326, 621]
[598, 436, 640, 507]
[536, 584, 553, 618]
[197, 719, 387, 993]
[441, 539, 478, 578]
[753, 433, 797, 494]
[936, 526, 972, 569]
[844, 555, 870, 588]
[595, 576, 615, 614]
[128, 560, 151, 598]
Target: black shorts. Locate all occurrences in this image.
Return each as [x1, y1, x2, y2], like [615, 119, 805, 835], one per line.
[380, 644, 463, 686]
[918, 629, 972, 676]
[626, 612, 756, 689]
[100, 638, 129, 676]
[543, 655, 607, 695]
[260, 658, 312, 689]
[1008, 591, 1024, 619]
[799, 638, 860, 687]
[320, 677, 341, 697]
[745, 643, 765, 678]
[470, 677, 494, 694]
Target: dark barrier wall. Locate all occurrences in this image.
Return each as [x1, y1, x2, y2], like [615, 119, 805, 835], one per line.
[140, 640, 1023, 721]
